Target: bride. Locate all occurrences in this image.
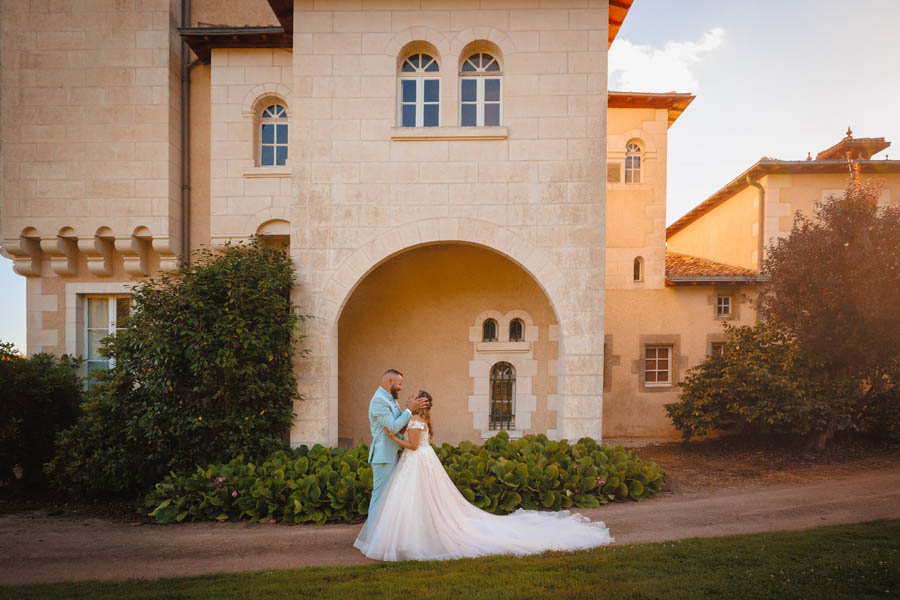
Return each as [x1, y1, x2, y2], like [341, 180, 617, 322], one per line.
[354, 391, 614, 561]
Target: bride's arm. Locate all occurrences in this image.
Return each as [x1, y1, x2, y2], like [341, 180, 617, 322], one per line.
[383, 424, 422, 451]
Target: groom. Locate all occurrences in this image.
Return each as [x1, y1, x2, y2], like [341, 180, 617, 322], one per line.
[367, 369, 429, 516]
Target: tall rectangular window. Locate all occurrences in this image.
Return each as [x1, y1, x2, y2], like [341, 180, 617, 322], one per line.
[460, 77, 502, 127]
[644, 345, 671, 386]
[399, 78, 440, 127]
[86, 296, 130, 384]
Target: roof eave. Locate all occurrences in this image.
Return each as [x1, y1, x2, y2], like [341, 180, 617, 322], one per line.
[665, 275, 769, 286]
[179, 26, 291, 62]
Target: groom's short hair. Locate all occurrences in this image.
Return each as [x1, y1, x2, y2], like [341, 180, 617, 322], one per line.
[383, 368, 403, 378]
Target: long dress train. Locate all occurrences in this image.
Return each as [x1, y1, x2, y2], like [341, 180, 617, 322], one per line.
[353, 420, 614, 561]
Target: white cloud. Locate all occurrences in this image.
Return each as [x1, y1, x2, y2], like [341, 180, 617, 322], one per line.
[609, 27, 725, 93]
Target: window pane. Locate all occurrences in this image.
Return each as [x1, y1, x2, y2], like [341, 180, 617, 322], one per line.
[276, 145, 288, 166]
[87, 298, 108, 328]
[484, 103, 500, 126]
[646, 347, 657, 359]
[401, 60, 415, 72]
[485, 60, 500, 72]
[423, 104, 439, 127]
[461, 60, 476, 72]
[633, 157, 641, 168]
[485, 79, 500, 101]
[659, 348, 669, 359]
[261, 145, 274, 166]
[87, 360, 109, 377]
[461, 103, 476, 126]
[424, 79, 439, 102]
[401, 79, 416, 102]
[461, 79, 477, 102]
[88, 329, 106, 360]
[276, 124, 288, 144]
[424, 59, 439, 72]
[115, 297, 130, 328]
[261, 124, 274, 144]
[646, 371, 657, 382]
[401, 104, 416, 127]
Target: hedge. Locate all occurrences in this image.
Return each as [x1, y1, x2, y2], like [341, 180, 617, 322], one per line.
[143, 432, 664, 525]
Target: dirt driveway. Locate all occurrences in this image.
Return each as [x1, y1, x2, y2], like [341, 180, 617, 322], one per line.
[2, 439, 899, 585]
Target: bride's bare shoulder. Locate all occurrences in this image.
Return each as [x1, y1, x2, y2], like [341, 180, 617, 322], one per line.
[408, 417, 427, 429]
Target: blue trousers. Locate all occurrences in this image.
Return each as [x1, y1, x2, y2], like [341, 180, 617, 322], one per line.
[369, 461, 398, 516]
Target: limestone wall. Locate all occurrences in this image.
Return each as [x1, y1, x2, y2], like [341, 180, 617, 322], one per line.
[286, 2, 609, 446]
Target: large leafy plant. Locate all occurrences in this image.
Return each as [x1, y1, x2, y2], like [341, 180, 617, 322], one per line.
[47, 240, 306, 498]
[144, 433, 664, 524]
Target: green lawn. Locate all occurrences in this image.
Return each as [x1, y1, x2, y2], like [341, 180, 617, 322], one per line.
[4, 520, 898, 600]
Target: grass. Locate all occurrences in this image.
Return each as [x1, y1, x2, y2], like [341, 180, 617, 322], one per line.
[3, 520, 898, 600]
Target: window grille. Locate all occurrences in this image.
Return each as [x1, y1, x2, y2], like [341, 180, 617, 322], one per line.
[625, 143, 641, 183]
[399, 53, 440, 127]
[460, 52, 502, 127]
[716, 296, 731, 317]
[482, 318, 497, 342]
[490, 362, 515, 430]
[509, 319, 524, 342]
[644, 345, 671, 386]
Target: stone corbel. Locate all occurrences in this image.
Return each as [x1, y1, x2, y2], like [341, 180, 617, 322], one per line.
[115, 235, 150, 277]
[78, 235, 114, 277]
[3, 236, 42, 277]
[152, 238, 179, 272]
[40, 235, 78, 276]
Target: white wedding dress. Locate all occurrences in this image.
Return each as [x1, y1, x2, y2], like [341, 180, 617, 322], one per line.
[354, 419, 614, 561]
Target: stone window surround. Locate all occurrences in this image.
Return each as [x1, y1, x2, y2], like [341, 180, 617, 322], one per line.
[468, 310, 538, 439]
[708, 286, 748, 321]
[706, 332, 728, 356]
[65, 282, 134, 377]
[632, 334, 687, 393]
[608, 130, 656, 188]
[603, 334, 620, 392]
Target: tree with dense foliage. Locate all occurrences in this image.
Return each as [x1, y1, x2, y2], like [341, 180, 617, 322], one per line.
[0, 342, 83, 486]
[47, 240, 306, 497]
[667, 176, 900, 446]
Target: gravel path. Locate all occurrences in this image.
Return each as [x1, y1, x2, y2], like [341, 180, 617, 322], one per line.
[2, 468, 899, 585]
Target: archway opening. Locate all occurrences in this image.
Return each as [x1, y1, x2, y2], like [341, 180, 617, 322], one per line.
[337, 243, 558, 447]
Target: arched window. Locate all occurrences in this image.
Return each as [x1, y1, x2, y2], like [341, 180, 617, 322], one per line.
[460, 51, 502, 127]
[633, 256, 644, 282]
[625, 142, 641, 183]
[399, 52, 440, 127]
[509, 318, 524, 342]
[490, 362, 515, 430]
[482, 318, 498, 342]
[259, 103, 288, 166]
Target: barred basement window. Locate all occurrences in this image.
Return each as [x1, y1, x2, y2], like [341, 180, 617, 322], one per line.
[509, 318, 524, 342]
[482, 318, 498, 342]
[490, 362, 515, 430]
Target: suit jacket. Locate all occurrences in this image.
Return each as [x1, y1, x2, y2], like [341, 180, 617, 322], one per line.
[368, 386, 412, 464]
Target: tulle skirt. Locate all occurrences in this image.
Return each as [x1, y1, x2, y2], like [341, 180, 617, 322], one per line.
[354, 443, 614, 561]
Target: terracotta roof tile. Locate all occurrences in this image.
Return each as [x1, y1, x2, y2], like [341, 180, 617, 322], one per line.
[665, 252, 765, 285]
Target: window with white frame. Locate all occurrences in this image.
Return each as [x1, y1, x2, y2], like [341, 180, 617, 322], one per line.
[716, 296, 731, 317]
[644, 345, 671, 386]
[710, 342, 726, 356]
[399, 53, 440, 127]
[460, 52, 502, 127]
[85, 296, 131, 383]
[259, 103, 288, 166]
[625, 142, 642, 183]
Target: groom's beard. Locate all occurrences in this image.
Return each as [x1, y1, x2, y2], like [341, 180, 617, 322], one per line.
[390, 388, 399, 400]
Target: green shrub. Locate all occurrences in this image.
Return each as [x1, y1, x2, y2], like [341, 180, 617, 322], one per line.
[666, 323, 859, 445]
[47, 240, 306, 498]
[143, 432, 664, 524]
[0, 342, 83, 485]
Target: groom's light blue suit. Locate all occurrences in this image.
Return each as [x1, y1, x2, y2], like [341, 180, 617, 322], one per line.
[367, 386, 412, 515]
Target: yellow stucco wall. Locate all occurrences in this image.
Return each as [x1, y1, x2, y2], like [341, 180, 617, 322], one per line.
[603, 285, 758, 438]
[667, 183, 760, 270]
[337, 243, 558, 447]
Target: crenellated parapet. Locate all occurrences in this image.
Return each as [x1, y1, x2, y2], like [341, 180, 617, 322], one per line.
[1, 226, 180, 279]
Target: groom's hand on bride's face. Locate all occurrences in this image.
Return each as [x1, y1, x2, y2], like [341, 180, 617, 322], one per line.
[408, 395, 428, 412]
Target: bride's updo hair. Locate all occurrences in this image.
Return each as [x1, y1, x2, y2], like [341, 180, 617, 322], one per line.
[416, 390, 434, 442]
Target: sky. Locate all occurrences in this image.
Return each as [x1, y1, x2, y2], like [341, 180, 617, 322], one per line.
[2, 0, 899, 353]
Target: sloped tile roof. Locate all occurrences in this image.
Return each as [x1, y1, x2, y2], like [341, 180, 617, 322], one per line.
[665, 252, 766, 285]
